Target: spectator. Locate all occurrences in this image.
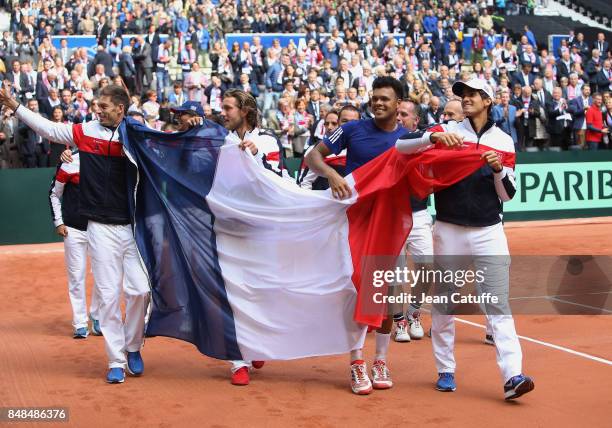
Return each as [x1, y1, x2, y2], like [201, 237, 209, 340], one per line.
[18, 98, 49, 167]
[478, 9, 494, 33]
[585, 93, 608, 150]
[492, 89, 519, 150]
[0, 107, 21, 168]
[585, 49, 602, 93]
[168, 83, 187, 109]
[593, 33, 609, 58]
[40, 87, 61, 118]
[532, 78, 551, 150]
[514, 85, 542, 150]
[471, 29, 486, 66]
[142, 90, 160, 122]
[512, 62, 536, 88]
[595, 60, 612, 94]
[546, 87, 573, 151]
[185, 62, 208, 102]
[91, 45, 114, 79]
[292, 98, 312, 157]
[119, 46, 137, 95]
[204, 75, 225, 114]
[568, 84, 592, 148]
[572, 32, 590, 62]
[425, 96, 443, 125]
[524, 25, 537, 48]
[155, 39, 172, 100]
[604, 97, 612, 148]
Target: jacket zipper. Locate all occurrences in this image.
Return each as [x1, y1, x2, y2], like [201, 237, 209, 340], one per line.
[468, 119, 495, 224]
[104, 127, 117, 209]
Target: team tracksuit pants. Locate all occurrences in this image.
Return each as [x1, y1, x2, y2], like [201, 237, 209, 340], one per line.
[63, 226, 100, 330]
[431, 221, 523, 383]
[87, 221, 150, 369]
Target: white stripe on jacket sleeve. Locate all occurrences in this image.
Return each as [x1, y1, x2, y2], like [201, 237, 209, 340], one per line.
[395, 131, 434, 154]
[15, 104, 74, 146]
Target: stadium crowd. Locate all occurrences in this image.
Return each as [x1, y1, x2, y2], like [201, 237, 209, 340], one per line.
[0, 0, 611, 168]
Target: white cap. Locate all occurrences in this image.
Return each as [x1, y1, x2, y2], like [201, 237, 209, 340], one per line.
[452, 78, 495, 100]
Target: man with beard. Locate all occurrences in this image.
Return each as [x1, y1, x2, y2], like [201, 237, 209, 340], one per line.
[217, 89, 287, 385]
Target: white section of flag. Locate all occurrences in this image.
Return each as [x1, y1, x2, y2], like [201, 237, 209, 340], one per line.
[206, 144, 366, 360]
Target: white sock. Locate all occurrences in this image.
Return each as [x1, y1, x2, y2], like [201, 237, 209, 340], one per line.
[375, 332, 391, 361]
[350, 349, 364, 363]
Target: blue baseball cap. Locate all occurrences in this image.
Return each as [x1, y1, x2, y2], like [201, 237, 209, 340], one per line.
[171, 101, 205, 117]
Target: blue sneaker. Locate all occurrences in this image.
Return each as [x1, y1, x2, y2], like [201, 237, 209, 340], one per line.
[436, 372, 456, 392]
[504, 374, 534, 400]
[106, 368, 125, 384]
[126, 351, 144, 376]
[73, 327, 88, 339]
[89, 315, 102, 336]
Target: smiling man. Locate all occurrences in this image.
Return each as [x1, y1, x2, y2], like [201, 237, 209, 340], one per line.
[305, 76, 406, 395]
[395, 78, 534, 401]
[0, 85, 150, 385]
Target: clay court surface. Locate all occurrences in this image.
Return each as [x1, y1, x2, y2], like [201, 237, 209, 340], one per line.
[1, 219, 611, 427]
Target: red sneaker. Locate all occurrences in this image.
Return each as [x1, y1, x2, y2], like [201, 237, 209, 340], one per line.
[252, 361, 265, 369]
[231, 367, 250, 386]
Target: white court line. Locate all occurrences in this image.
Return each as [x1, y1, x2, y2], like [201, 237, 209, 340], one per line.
[547, 297, 612, 314]
[454, 317, 612, 366]
[507, 292, 612, 314]
[510, 291, 612, 300]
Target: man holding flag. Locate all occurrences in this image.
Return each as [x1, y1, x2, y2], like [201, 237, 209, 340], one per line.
[306, 76, 407, 395]
[218, 88, 285, 385]
[395, 78, 535, 400]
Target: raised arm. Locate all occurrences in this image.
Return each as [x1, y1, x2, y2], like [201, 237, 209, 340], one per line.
[0, 88, 74, 146]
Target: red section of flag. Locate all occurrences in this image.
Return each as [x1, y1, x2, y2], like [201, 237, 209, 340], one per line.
[346, 142, 514, 327]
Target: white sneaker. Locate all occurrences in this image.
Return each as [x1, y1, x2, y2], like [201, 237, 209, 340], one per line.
[408, 311, 425, 339]
[394, 320, 411, 342]
[371, 360, 393, 389]
[350, 360, 373, 395]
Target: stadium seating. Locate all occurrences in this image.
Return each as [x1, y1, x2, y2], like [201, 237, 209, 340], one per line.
[557, 0, 611, 26]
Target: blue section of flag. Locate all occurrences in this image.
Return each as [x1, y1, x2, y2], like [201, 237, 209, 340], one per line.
[120, 118, 243, 360]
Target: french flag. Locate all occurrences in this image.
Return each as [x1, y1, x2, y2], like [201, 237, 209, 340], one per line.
[120, 119, 513, 361]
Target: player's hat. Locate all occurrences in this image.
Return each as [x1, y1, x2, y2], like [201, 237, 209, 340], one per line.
[452, 78, 495, 100]
[171, 101, 205, 117]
